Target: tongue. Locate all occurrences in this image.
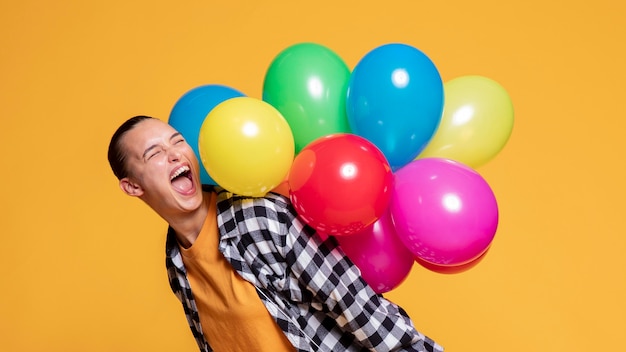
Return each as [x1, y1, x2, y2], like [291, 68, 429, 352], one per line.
[172, 176, 193, 194]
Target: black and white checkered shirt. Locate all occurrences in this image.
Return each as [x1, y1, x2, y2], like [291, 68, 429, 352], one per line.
[166, 187, 443, 352]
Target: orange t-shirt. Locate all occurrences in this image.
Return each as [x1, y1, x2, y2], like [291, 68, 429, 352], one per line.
[179, 192, 295, 352]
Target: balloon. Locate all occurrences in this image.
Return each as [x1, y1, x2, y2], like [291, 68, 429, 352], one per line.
[418, 75, 514, 168]
[336, 210, 414, 293]
[315, 232, 330, 241]
[288, 133, 393, 236]
[269, 178, 290, 197]
[347, 43, 444, 170]
[169, 84, 245, 185]
[390, 158, 498, 266]
[263, 42, 351, 153]
[198, 97, 294, 197]
[416, 247, 490, 274]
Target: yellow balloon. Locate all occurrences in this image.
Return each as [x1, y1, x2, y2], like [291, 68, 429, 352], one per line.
[417, 75, 514, 168]
[198, 96, 295, 197]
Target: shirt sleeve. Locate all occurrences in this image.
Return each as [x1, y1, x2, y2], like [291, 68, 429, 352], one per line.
[234, 192, 443, 352]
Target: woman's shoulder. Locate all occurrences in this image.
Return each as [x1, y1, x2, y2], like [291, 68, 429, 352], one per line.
[214, 186, 292, 214]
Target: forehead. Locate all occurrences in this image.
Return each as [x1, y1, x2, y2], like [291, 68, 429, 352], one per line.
[120, 119, 178, 156]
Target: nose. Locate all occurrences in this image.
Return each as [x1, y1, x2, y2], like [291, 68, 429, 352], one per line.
[168, 147, 181, 162]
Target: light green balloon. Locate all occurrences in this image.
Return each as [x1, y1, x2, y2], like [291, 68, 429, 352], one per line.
[418, 75, 514, 168]
[263, 43, 351, 153]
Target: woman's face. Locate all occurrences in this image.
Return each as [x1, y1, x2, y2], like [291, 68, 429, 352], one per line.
[119, 118, 204, 217]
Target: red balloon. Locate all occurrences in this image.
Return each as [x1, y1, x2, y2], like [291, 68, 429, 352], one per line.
[288, 133, 393, 236]
[336, 210, 414, 293]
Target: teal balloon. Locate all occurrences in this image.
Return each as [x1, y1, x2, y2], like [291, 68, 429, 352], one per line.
[168, 84, 245, 185]
[263, 42, 351, 153]
[347, 43, 444, 170]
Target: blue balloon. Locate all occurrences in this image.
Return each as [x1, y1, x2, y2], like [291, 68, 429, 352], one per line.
[169, 84, 245, 185]
[347, 43, 444, 170]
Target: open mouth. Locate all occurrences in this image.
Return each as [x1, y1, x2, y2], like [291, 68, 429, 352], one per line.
[170, 165, 194, 194]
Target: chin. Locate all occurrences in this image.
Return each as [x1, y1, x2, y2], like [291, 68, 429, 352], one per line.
[177, 198, 203, 214]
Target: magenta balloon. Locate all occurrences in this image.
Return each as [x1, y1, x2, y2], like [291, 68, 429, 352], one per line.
[416, 247, 490, 274]
[390, 158, 498, 265]
[336, 210, 414, 293]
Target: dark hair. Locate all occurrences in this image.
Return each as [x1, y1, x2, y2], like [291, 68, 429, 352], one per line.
[107, 115, 155, 180]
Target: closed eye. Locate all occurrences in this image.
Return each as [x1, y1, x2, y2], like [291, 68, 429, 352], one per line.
[147, 149, 161, 160]
[170, 132, 185, 145]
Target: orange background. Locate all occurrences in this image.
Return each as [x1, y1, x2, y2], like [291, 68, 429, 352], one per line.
[1, 1, 625, 351]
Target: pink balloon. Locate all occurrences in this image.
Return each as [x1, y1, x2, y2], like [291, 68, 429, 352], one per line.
[390, 158, 498, 266]
[336, 210, 414, 293]
[416, 247, 490, 274]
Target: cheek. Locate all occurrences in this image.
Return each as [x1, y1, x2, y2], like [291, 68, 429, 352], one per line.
[184, 148, 200, 164]
[154, 157, 168, 166]
[141, 160, 168, 182]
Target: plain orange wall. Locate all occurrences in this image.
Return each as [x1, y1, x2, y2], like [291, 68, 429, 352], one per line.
[1, 1, 625, 351]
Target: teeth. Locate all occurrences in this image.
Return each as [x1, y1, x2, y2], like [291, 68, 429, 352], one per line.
[171, 166, 190, 180]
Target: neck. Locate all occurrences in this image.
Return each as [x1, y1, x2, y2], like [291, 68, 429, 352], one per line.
[165, 192, 210, 249]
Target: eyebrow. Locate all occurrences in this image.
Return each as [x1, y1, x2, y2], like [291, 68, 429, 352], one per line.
[141, 132, 183, 159]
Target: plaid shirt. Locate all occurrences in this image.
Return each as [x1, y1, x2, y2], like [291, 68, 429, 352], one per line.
[165, 187, 443, 352]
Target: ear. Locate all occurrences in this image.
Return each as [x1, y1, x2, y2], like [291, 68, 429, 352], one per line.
[120, 177, 144, 197]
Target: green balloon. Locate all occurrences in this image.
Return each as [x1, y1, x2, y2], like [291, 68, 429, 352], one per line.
[263, 43, 351, 153]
